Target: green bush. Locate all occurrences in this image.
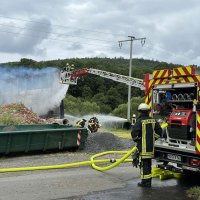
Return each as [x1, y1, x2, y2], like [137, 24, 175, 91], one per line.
[131, 96, 145, 117]
[112, 97, 145, 118]
[112, 104, 127, 118]
[64, 95, 100, 116]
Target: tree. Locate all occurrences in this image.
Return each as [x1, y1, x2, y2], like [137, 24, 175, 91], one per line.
[19, 58, 37, 67]
[112, 104, 127, 118]
[4, 57, 180, 117]
[82, 86, 93, 100]
[105, 87, 123, 110]
[130, 96, 145, 117]
[112, 96, 144, 118]
[64, 95, 100, 116]
[92, 93, 112, 113]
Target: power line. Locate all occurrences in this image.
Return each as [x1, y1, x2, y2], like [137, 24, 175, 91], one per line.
[1, 16, 167, 60]
[0, 17, 131, 53]
[0, 15, 127, 38]
[0, 28, 130, 53]
[0, 16, 183, 62]
[0, 23, 117, 43]
[144, 42, 176, 57]
[118, 36, 146, 120]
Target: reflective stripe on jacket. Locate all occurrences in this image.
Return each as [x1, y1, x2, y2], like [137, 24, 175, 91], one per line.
[75, 120, 85, 128]
[131, 113, 162, 159]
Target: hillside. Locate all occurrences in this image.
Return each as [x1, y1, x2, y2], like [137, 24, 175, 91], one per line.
[2, 57, 182, 117]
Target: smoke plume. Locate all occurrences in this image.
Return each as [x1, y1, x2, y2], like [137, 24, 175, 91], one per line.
[0, 66, 69, 115]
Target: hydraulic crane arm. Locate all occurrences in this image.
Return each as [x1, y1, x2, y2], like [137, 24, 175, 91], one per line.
[60, 67, 144, 90]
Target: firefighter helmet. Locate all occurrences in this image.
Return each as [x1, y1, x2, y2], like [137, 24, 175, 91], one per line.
[138, 103, 150, 111]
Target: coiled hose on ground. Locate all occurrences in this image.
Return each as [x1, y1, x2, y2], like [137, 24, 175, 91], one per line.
[0, 147, 137, 173]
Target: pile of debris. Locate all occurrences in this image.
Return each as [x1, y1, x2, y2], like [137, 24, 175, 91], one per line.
[0, 103, 55, 125]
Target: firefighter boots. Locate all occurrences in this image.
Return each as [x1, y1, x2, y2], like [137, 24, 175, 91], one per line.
[137, 179, 151, 188]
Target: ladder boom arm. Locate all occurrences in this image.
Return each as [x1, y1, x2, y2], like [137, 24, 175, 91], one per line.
[88, 68, 144, 90]
[60, 67, 144, 90]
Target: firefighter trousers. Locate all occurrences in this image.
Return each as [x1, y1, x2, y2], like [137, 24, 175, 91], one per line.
[140, 158, 152, 183]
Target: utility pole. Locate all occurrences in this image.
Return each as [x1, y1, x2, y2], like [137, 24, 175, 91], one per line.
[119, 36, 146, 120]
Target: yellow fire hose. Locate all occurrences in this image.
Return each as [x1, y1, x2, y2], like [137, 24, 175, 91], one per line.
[152, 167, 182, 180]
[90, 146, 137, 171]
[0, 122, 181, 180]
[0, 147, 136, 173]
[0, 158, 133, 173]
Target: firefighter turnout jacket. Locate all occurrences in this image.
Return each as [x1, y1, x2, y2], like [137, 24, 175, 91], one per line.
[131, 113, 162, 159]
[75, 119, 86, 128]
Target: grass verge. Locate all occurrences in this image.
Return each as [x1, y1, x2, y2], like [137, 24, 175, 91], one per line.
[187, 187, 200, 200]
[100, 127, 132, 139]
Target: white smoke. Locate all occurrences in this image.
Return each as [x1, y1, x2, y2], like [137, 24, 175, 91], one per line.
[0, 66, 69, 115]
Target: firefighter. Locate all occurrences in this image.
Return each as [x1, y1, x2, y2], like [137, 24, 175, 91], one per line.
[88, 116, 100, 132]
[131, 103, 162, 187]
[75, 119, 87, 128]
[131, 114, 136, 125]
[89, 116, 99, 124]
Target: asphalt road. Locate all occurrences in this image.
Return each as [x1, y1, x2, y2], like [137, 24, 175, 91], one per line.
[0, 165, 194, 200]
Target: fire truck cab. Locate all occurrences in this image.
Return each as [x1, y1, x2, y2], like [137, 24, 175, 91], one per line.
[144, 66, 200, 172]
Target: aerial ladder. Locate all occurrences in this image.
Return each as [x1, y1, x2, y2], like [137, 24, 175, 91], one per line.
[60, 66, 144, 90]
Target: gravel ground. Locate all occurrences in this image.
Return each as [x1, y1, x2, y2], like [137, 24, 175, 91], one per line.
[84, 132, 134, 153]
[0, 131, 135, 169]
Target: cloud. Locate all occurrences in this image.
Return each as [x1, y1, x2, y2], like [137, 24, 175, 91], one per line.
[0, 17, 51, 55]
[0, 0, 199, 65]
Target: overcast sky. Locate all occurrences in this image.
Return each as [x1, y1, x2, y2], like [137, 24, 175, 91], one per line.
[0, 0, 200, 65]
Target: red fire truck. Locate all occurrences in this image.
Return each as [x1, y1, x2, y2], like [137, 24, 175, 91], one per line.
[144, 65, 200, 172]
[61, 64, 200, 172]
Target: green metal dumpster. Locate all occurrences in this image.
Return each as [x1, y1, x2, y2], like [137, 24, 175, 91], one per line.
[0, 124, 88, 154]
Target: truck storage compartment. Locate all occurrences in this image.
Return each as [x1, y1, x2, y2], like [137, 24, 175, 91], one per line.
[0, 124, 88, 154]
[168, 125, 191, 140]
